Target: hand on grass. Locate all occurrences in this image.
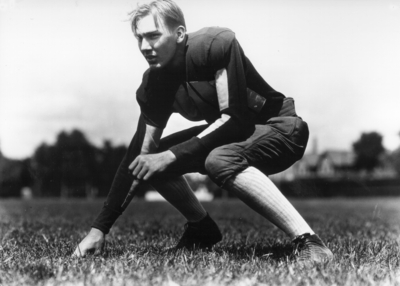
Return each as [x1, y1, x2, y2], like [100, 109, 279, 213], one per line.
[73, 228, 105, 257]
[129, 151, 176, 181]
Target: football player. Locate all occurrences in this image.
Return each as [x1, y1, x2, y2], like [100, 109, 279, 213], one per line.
[73, 0, 333, 263]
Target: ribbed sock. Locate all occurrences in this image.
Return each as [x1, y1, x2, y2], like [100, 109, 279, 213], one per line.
[151, 176, 207, 222]
[225, 167, 314, 239]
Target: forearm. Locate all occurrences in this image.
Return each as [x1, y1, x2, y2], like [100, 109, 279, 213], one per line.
[92, 116, 153, 234]
[92, 153, 135, 234]
[169, 114, 254, 164]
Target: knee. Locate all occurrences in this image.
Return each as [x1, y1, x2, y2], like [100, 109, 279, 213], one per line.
[204, 150, 223, 183]
[205, 148, 248, 186]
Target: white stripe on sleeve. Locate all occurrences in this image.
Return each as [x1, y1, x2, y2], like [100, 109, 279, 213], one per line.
[215, 68, 229, 111]
[141, 124, 163, 154]
[197, 114, 231, 139]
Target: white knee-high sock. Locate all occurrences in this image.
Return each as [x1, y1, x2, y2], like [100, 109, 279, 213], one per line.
[151, 176, 207, 222]
[225, 167, 314, 239]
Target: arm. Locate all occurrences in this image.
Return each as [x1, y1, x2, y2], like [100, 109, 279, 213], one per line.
[74, 68, 176, 257]
[90, 116, 154, 234]
[73, 118, 165, 257]
[128, 118, 176, 181]
[90, 69, 174, 234]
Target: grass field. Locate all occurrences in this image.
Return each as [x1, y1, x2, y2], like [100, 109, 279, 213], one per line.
[0, 197, 399, 285]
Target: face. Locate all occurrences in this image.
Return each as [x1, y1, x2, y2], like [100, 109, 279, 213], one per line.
[136, 14, 180, 70]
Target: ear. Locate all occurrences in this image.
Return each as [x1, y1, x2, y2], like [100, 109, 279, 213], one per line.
[176, 26, 186, 44]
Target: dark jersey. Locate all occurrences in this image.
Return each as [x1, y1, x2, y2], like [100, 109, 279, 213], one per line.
[92, 27, 286, 233]
[138, 27, 285, 163]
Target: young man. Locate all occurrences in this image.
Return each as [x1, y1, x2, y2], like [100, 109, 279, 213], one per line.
[74, 0, 333, 263]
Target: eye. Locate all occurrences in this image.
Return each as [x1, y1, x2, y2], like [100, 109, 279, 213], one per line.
[149, 34, 160, 39]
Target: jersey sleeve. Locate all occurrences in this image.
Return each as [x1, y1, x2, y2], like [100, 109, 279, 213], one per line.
[91, 115, 148, 233]
[170, 30, 255, 162]
[91, 71, 171, 233]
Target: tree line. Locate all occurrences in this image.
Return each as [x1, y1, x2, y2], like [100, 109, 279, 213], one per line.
[0, 129, 127, 197]
[31, 130, 128, 197]
[1, 129, 400, 197]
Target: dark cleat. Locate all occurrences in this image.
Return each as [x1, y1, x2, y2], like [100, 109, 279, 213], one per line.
[173, 213, 222, 251]
[292, 233, 333, 263]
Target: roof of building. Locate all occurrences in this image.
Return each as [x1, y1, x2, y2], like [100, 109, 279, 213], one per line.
[320, 150, 355, 167]
[298, 153, 320, 167]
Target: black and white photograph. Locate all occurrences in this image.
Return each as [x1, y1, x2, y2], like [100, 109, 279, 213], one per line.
[0, 0, 399, 285]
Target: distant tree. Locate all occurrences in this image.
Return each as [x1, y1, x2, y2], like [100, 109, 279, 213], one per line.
[389, 132, 400, 176]
[95, 140, 127, 196]
[20, 158, 34, 187]
[31, 143, 60, 196]
[352, 132, 385, 172]
[55, 129, 98, 197]
[0, 155, 24, 197]
[31, 129, 98, 197]
[31, 130, 129, 197]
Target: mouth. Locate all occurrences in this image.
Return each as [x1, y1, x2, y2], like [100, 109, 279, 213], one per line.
[145, 55, 157, 63]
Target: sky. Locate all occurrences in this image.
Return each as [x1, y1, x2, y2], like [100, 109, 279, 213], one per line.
[0, 0, 399, 159]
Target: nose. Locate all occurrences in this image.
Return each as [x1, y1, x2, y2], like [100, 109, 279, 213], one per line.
[140, 38, 151, 51]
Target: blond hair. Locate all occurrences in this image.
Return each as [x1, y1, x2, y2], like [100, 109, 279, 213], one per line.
[130, 0, 186, 37]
